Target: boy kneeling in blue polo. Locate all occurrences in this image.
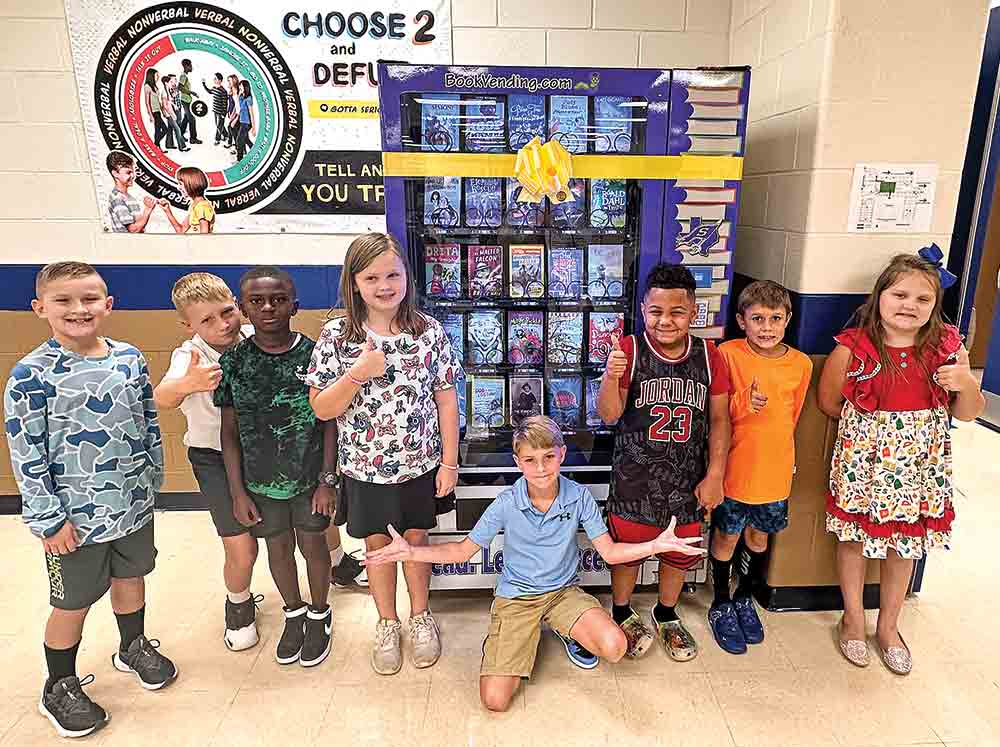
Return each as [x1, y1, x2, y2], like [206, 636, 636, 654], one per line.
[364, 415, 705, 711]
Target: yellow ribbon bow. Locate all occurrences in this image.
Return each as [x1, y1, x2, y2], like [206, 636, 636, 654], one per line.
[513, 136, 574, 204]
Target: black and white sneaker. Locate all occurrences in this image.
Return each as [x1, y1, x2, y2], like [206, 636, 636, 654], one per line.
[276, 604, 307, 664]
[300, 606, 333, 667]
[112, 636, 178, 691]
[224, 594, 262, 652]
[38, 675, 109, 738]
[332, 552, 365, 587]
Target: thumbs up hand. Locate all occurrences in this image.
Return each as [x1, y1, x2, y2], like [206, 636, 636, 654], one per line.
[183, 348, 223, 394]
[935, 345, 976, 393]
[350, 336, 387, 382]
[749, 376, 768, 413]
[605, 335, 628, 381]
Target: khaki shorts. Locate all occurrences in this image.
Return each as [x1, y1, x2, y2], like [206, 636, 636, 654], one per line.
[481, 586, 602, 678]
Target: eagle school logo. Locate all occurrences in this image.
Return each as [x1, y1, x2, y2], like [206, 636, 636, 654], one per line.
[675, 217, 721, 257]
[94, 2, 304, 214]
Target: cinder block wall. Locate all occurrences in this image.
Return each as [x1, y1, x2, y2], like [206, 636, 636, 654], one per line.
[732, 0, 988, 308]
[0, 0, 735, 494]
[452, 0, 730, 67]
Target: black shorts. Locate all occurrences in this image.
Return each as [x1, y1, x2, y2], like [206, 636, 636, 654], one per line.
[340, 468, 442, 539]
[45, 520, 156, 610]
[188, 447, 248, 538]
[248, 488, 331, 539]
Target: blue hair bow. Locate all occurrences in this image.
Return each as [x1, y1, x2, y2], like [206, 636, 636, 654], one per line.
[917, 243, 958, 289]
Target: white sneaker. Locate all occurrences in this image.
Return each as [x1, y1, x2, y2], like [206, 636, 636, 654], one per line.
[372, 619, 402, 675]
[224, 595, 261, 652]
[408, 610, 441, 669]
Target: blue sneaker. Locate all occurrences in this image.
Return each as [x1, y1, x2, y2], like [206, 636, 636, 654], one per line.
[708, 602, 747, 655]
[733, 595, 765, 644]
[555, 632, 599, 669]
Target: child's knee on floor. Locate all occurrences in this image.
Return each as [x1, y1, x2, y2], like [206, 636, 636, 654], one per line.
[480, 676, 519, 712]
[571, 609, 628, 661]
[594, 624, 628, 662]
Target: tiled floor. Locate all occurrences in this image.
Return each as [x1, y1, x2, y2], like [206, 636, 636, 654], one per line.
[2, 419, 999, 745]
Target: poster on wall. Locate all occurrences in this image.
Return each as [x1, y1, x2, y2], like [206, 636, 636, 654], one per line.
[846, 163, 938, 233]
[64, 1, 452, 233]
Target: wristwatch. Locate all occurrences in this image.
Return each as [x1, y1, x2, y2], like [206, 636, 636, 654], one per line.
[318, 471, 338, 488]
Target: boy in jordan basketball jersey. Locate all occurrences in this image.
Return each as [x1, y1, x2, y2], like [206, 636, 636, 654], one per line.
[597, 263, 731, 662]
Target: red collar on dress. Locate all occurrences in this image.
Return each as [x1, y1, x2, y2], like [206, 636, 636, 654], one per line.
[834, 325, 962, 412]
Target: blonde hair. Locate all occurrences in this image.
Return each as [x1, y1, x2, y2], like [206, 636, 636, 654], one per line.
[850, 253, 947, 379]
[35, 261, 106, 297]
[512, 415, 565, 454]
[171, 272, 233, 311]
[176, 166, 209, 199]
[337, 232, 427, 343]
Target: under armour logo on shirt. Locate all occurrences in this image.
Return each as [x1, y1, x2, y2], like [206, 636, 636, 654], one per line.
[556, 512, 572, 521]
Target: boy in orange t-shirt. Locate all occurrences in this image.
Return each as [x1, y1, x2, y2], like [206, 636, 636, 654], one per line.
[709, 280, 812, 655]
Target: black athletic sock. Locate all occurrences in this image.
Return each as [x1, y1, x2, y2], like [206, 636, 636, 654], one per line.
[735, 546, 767, 599]
[115, 606, 145, 654]
[612, 603, 633, 625]
[653, 603, 678, 624]
[711, 555, 733, 605]
[44, 642, 80, 690]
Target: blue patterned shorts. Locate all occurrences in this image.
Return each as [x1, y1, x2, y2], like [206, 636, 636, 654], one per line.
[712, 497, 788, 535]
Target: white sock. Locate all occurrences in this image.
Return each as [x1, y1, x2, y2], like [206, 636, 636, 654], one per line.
[227, 588, 251, 604]
[330, 546, 344, 567]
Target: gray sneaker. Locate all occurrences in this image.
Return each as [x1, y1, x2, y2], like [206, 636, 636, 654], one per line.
[372, 619, 402, 675]
[408, 610, 441, 669]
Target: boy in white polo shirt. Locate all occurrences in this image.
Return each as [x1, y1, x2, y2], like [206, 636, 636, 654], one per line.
[364, 415, 705, 712]
[153, 273, 361, 651]
[154, 273, 260, 651]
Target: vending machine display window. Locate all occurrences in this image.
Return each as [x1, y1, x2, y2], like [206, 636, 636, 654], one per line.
[392, 91, 653, 469]
[379, 64, 750, 588]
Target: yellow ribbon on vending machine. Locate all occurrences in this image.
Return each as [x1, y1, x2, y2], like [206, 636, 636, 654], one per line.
[512, 136, 574, 205]
[382, 148, 743, 181]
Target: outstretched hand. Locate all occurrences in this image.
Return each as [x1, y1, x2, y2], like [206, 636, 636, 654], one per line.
[650, 517, 706, 557]
[363, 524, 412, 566]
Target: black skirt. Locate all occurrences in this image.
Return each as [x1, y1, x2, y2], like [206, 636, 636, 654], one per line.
[336, 467, 455, 538]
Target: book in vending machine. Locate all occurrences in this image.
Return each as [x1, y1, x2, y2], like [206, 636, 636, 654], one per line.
[379, 63, 750, 589]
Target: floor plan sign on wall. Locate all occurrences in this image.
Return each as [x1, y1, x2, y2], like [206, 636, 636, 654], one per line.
[846, 163, 938, 233]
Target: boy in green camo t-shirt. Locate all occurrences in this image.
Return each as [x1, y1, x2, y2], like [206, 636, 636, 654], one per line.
[217, 339, 322, 498]
[215, 265, 337, 668]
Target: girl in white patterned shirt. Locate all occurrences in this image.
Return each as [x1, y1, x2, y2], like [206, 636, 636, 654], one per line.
[306, 232, 460, 676]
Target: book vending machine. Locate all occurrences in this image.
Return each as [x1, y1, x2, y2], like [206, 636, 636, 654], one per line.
[378, 64, 749, 590]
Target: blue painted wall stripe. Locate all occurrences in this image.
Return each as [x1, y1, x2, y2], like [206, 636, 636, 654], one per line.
[0, 265, 343, 311]
[4, 264, 862, 354]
